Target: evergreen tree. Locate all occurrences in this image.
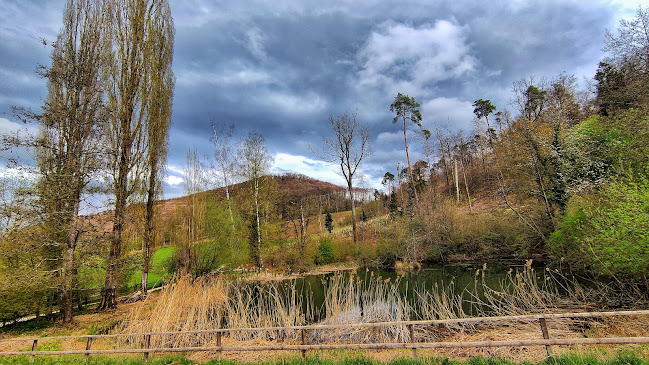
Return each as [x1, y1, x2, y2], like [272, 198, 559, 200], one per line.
[324, 211, 333, 233]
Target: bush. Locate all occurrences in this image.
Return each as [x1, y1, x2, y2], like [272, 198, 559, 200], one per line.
[354, 242, 379, 267]
[550, 174, 649, 280]
[375, 224, 407, 267]
[419, 200, 534, 260]
[315, 239, 335, 265]
[262, 240, 315, 271]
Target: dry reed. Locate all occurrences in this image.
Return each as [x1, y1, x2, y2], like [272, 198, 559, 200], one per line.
[117, 264, 637, 353]
[119, 274, 311, 348]
[313, 271, 411, 343]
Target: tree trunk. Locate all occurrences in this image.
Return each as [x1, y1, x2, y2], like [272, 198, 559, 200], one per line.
[60, 245, 75, 323]
[485, 115, 495, 149]
[141, 165, 157, 294]
[409, 210, 416, 263]
[101, 150, 129, 310]
[402, 114, 419, 204]
[461, 159, 473, 213]
[318, 195, 323, 232]
[60, 196, 80, 323]
[254, 178, 263, 268]
[454, 158, 460, 204]
[225, 185, 235, 234]
[348, 180, 357, 243]
[300, 199, 307, 253]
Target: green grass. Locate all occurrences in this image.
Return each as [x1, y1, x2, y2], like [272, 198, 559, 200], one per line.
[126, 246, 176, 291]
[0, 316, 56, 335]
[2, 351, 648, 365]
[0, 355, 192, 364]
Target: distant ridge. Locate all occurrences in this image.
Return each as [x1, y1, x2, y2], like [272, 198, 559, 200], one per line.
[157, 173, 349, 216]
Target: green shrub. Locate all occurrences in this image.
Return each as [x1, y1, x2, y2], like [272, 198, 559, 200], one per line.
[375, 235, 405, 268]
[354, 242, 379, 267]
[550, 174, 649, 279]
[315, 238, 335, 265]
[331, 238, 355, 262]
[261, 240, 314, 271]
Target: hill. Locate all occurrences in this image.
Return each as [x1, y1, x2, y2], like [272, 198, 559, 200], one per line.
[157, 173, 351, 218]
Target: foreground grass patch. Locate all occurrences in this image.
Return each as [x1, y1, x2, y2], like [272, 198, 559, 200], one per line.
[2, 351, 649, 365]
[0, 354, 192, 364]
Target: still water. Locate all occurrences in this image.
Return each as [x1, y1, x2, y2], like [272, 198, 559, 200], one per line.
[277, 264, 523, 322]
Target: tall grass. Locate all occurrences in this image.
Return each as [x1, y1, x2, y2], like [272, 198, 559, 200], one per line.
[120, 274, 312, 347]
[119, 264, 609, 349]
[120, 275, 228, 348]
[314, 271, 411, 343]
[476, 260, 573, 316]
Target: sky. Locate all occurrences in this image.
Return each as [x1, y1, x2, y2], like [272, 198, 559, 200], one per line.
[0, 0, 645, 200]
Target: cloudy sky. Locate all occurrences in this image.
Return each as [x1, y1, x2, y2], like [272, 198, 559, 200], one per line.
[0, 0, 643, 199]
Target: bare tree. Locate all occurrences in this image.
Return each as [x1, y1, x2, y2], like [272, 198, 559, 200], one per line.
[286, 188, 317, 264]
[312, 111, 371, 243]
[101, 0, 173, 310]
[237, 131, 273, 267]
[605, 6, 649, 71]
[210, 122, 236, 235]
[179, 149, 206, 274]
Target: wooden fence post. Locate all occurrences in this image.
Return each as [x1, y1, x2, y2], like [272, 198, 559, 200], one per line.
[408, 324, 417, 359]
[84, 337, 93, 362]
[217, 331, 222, 361]
[539, 317, 553, 356]
[30, 339, 37, 363]
[143, 334, 151, 362]
[301, 328, 307, 360]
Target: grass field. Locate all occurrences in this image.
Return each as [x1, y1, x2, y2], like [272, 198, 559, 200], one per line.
[1, 351, 648, 364]
[126, 246, 176, 291]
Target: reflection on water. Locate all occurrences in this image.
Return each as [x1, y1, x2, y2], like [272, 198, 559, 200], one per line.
[288, 264, 510, 322]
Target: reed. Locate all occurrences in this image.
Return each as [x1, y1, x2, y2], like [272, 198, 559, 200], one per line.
[118, 264, 625, 350]
[313, 271, 411, 343]
[119, 274, 311, 348]
[118, 275, 228, 348]
[473, 261, 598, 317]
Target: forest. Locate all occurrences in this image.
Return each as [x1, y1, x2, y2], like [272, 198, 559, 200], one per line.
[0, 0, 648, 330]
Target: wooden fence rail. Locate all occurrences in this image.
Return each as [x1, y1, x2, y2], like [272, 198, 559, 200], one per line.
[1, 310, 648, 362]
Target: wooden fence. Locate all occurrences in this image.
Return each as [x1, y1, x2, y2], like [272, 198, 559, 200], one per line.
[1, 310, 648, 362]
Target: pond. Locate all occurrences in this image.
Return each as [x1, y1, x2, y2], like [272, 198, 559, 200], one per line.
[247, 262, 565, 324]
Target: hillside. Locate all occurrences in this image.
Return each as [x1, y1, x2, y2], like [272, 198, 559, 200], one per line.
[157, 173, 349, 219]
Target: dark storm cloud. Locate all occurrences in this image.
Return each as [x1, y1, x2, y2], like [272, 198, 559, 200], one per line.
[0, 1, 61, 110]
[0, 0, 640, 196]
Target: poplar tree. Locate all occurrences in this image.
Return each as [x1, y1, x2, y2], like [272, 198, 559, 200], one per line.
[179, 149, 206, 274]
[141, 1, 174, 294]
[101, 0, 174, 309]
[36, 0, 108, 322]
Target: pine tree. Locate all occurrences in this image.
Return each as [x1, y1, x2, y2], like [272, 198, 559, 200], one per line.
[324, 211, 333, 234]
